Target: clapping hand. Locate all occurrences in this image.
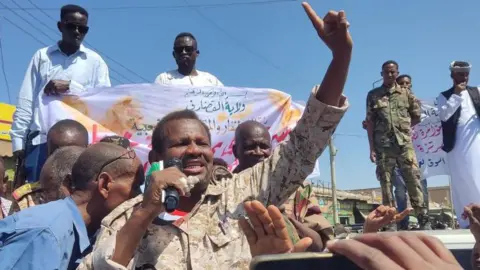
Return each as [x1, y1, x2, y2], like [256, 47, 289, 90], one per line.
[239, 201, 312, 257]
[364, 205, 413, 233]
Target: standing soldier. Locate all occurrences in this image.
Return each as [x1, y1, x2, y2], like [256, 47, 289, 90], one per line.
[365, 60, 431, 230]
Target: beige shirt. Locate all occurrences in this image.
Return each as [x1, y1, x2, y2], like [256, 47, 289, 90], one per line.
[77, 86, 348, 270]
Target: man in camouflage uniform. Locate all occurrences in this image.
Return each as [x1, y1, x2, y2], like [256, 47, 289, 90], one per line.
[9, 119, 88, 213]
[9, 146, 85, 214]
[365, 60, 430, 230]
[77, 3, 351, 269]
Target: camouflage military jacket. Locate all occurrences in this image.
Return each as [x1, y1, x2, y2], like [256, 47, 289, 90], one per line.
[366, 84, 421, 148]
[8, 182, 43, 215]
[77, 86, 348, 270]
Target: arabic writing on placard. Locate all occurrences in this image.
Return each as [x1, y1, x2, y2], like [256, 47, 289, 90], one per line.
[42, 84, 305, 173]
[202, 116, 268, 134]
[185, 88, 249, 115]
[412, 99, 449, 178]
[418, 157, 446, 168]
[186, 98, 247, 115]
[412, 122, 442, 154]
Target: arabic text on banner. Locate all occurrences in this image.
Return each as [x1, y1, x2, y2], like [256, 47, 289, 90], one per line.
[40, 84, 306, 172]
[412, 99, 449, 178]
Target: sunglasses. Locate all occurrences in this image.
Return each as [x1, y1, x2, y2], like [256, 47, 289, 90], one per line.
[174, 46, 196, 55]
[94, 149, 137, 181]
[64, 22, 89, 34]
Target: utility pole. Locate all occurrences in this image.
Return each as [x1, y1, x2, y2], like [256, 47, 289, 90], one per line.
[372, 78, 383, 89]
[329, 137, 339, 224]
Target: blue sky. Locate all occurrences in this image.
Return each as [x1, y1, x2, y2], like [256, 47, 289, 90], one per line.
[1, 0, 479, 190]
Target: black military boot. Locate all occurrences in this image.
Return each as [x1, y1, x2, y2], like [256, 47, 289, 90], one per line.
[417, 211, 432, 230]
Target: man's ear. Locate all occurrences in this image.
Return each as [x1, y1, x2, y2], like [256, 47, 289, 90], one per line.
[232, 144, 238, 159]
[57, 21, 62, 33]
[148, 150, 156, 164]
[62, 173, 74, 194]
[97, 172, 114, 199]
[172, 51, 175, 59]
[149, 150, 164, 164]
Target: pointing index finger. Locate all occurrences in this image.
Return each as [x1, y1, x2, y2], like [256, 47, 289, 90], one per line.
[302, 2, 326, 38]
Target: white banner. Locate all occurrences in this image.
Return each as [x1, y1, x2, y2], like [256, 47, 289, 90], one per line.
[40, 84, 308, 172]
[412, 98, 449, 178]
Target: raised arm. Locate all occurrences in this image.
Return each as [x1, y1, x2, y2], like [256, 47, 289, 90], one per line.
[242, 2, 351, 206]
[437, 92, 462, 122]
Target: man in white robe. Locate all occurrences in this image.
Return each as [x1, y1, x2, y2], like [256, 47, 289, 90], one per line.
[437, 61, 480, 228]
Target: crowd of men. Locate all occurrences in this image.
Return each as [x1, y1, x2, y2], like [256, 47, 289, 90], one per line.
[0, 2, 479, 270]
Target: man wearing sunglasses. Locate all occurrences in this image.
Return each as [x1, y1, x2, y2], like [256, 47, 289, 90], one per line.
[80, 2, 351, 269]
[10, 4, 111, 186]
[0, 143, 143, 270]
[154, 32, 224, 86]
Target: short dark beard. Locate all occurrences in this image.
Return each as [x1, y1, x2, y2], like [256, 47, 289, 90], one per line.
[177, 64, 194, 76]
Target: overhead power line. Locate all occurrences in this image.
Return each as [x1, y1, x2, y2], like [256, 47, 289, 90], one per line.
[1, 0, 295, 11]
[9, 0, 132, 84]
[2, 17, 124, 85]
[2, 17, 47, 46]
[0, 18, 11, 103]
[0, 1, 55, 43]
[182, 0, 290, 74]
[25, 0, 149, 83]
[9, 0, 59, 37]
[335, 133, 367, 138]
[2, 1, 134, 84]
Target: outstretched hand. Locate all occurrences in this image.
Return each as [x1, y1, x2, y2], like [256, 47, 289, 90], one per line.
[364, 205, 413, 233]
[239, 201, 312, 257]
[463, 203, 480, 241]
[327, 232, 461, 270]
[302, 2, 352, 56]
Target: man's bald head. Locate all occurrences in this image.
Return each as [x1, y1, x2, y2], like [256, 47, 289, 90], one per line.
[40, 146, 85, 202]
[71, 142, 138, 191]
[69, 143, 144, 232]
[233, 121, 272, 172]
[47, 119, 89, 156]
[100, 135, 131, 149]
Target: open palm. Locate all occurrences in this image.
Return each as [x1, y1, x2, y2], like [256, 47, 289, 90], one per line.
[239, 201, 312, 257]
[364, 205, 413, 233]
[463, 203, 480, 241]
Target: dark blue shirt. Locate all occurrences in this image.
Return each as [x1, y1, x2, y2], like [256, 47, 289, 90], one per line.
[0, 197, 90, 270]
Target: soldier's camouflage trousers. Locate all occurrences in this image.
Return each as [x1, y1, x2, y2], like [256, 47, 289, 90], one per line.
[375, 143, 426, 214]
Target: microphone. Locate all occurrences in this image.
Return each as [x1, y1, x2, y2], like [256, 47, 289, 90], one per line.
[162, 158, 183, 213]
